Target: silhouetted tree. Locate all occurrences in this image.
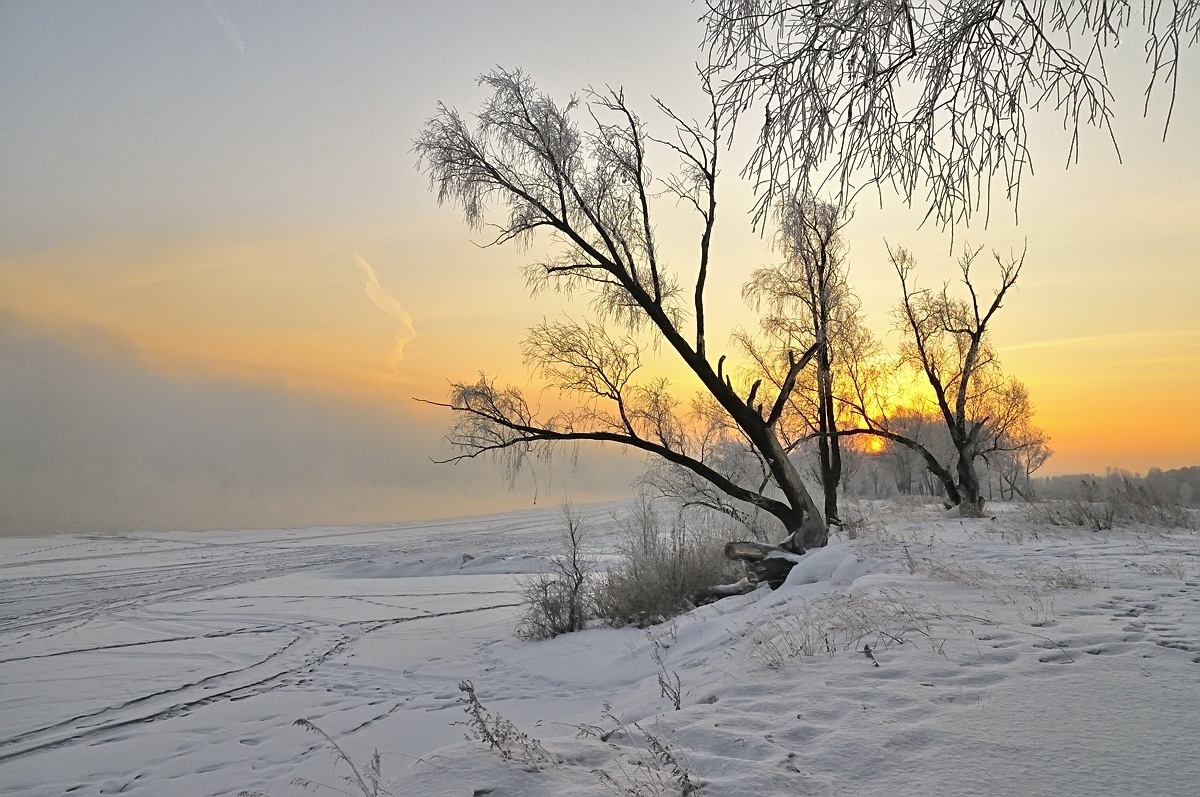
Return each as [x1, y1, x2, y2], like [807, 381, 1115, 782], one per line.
[740, 195, 867, 525]
[842, 245, 1031, 515]
[415, 70, 830, 548]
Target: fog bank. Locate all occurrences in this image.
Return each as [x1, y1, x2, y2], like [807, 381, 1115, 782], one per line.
[0, 315, 633, 536]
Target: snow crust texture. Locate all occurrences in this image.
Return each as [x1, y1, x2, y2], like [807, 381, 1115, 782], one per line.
[1, 501, 1198, 796]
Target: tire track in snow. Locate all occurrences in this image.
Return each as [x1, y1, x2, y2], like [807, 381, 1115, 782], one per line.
[0, 602, 520, 764]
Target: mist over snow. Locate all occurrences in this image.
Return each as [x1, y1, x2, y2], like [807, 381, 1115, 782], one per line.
[0, 312, 632, 536]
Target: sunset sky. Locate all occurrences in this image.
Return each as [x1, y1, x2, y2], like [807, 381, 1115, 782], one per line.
[2, 1, 1197, 535]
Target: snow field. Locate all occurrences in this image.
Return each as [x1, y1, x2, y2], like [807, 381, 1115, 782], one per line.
[1, 501, 1197, 795]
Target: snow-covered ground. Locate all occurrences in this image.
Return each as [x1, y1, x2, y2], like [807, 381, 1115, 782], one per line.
[1, 501, 1198, 796]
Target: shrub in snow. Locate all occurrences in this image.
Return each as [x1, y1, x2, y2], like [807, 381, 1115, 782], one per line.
[516, 570, 592, 640]
[1031, 477, 1195, 531]
[593, 500, 740, 628]
[515, 500, 739, 635]
[515, 502, 596, 640]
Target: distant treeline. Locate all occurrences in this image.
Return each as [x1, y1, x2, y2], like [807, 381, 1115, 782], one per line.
[1034, 467, 1199, 507]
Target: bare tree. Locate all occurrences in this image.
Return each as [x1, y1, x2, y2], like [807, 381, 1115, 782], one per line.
[414, 69, 830, 548]
[991, 409, 1054, 500]
[741, 195, 864, 524]
[842, 245, 1028, 515]
[703, 0, 1199, 228]
[871, 410, 949, 496]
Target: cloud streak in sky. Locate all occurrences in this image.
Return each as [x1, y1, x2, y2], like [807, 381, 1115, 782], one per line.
[205, 0, 245, 57]
[998, 329, 1199, 353]
[354, 251, 416, 371]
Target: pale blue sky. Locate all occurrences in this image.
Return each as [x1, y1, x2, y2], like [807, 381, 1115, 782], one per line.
[0, 1, 704, 252]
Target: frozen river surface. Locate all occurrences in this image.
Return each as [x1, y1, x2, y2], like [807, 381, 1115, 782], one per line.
[0, 505, 621, 796]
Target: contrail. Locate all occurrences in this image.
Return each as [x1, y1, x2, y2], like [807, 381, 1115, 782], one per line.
[354, 251, 416, 372]
[205, 0, 245, 57]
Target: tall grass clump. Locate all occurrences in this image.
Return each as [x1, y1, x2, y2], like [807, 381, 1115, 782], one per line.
[580, 703, 700, 796]
[1032, 477, 1194, 530]
[456, 680, 556, 769]
[593, 500, 740, 628]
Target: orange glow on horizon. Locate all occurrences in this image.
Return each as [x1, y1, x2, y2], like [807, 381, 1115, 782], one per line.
[0, 229, 530, 409]
[1, 228, 1196, 476]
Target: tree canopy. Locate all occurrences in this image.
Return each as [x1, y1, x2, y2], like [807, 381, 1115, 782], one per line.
[703, 0, 1198, 228]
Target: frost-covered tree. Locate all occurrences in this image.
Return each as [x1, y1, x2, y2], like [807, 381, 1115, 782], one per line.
[704, 0, 1199, 227]
[415, 70, 831, 548]
[843, 245, 1037, 514]
[739, 196, 869, 525]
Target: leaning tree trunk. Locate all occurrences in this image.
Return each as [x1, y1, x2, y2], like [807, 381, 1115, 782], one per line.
[754, 426, 827, 550]
[778, 486, 827, 550]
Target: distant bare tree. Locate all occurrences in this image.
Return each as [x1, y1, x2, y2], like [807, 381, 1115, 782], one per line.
[843, 245, 1029, 515]
[872, 410, 948, 496]
[992, 413, 1054, 500]
[415, 70, 831, 548]
[703, 0, 1199, 228]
